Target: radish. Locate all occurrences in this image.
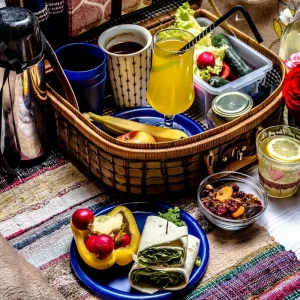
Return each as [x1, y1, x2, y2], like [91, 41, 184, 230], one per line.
[197, 52, 215, 69]
[85, 234, 115, 259]
[72, 208, 94, 230]
[114, 233, 131, 249]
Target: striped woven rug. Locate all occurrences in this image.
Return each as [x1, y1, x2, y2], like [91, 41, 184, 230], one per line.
[0, 149, 300, 299]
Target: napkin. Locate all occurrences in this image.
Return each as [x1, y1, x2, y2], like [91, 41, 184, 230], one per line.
[0, 234, 65, 300]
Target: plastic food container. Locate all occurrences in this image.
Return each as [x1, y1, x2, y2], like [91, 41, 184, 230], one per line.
[194, 17, 273, 113]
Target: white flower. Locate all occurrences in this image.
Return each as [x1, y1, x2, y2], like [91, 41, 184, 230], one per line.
[279, 8, 294, 26]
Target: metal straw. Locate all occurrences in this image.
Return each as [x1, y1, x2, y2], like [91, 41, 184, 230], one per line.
[179, 5, 263, 53]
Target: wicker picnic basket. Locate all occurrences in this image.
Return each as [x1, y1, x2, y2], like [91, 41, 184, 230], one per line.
[47, 4, 286, 195]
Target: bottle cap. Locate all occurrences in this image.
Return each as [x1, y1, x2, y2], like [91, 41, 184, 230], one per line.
[0, 7, 43, 70]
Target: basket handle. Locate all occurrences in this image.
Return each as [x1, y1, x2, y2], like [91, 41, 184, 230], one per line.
[204, 126, 264, 175]
[42, 34, 79, 110]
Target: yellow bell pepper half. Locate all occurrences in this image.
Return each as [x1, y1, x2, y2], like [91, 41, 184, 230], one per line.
[70, 206, 140, 270]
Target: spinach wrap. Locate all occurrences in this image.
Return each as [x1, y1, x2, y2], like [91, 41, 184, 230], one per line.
[129, 234, 200, 294]
[134, 216, 188, 267]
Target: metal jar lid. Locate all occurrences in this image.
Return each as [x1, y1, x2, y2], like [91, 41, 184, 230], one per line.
[212, 91, 253, 121]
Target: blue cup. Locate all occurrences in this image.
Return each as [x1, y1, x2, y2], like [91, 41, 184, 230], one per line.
[56, 43, 107, 114]
[69, 68, 106, 89]
[55, 43, 106, 81]
[73, 74, 106, 115]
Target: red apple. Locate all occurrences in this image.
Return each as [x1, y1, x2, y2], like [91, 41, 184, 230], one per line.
[116, 131, 156, 144]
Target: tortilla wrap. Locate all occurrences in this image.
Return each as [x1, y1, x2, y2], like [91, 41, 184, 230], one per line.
[135, 216, 188, 267]
[129, 234, 200, 294]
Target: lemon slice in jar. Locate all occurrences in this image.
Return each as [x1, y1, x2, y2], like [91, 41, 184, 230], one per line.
[266, 137, 300, 162]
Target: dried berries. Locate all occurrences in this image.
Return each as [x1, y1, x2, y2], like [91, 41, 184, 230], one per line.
[201, 183, 263, 220]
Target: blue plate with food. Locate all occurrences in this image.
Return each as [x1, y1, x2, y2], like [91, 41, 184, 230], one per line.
[70, 202, 209, 300]
[113, 108, 205, 137]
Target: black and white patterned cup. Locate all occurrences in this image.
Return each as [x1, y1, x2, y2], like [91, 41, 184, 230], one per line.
[98, 25, 152, 108]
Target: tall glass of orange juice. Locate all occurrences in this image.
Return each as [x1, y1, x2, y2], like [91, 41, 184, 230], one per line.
[147, 29, 195, 129]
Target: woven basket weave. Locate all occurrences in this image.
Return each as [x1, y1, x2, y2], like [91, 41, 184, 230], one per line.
[47, 6, 286, 195]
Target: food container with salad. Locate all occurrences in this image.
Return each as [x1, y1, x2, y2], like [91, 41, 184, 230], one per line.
[168, 3, 273, 113]
[195, 18, 273, 112]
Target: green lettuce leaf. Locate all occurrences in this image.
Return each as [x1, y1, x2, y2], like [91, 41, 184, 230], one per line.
[164, 3, 227, 81]
[158, 3, 211, 48]
[173, 2, 211, 47]
[158, 207, 186, 227]
[131, 269, 184, 288]
[194, 67, 211, 82]
[138, 248, 184, 266]
[195, 255, 201, 267]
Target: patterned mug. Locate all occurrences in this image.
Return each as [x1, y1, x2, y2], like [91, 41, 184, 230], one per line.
[98, 25, 152, 108]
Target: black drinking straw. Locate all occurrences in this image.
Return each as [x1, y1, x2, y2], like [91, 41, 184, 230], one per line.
[179, 5, 263, 53]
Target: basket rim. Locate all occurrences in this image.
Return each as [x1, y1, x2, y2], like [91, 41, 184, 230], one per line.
[49, 84, 284, 160]
[48, 8, 286, 160]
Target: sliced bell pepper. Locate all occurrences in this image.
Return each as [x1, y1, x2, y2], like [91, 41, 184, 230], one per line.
[70, 206, 140, 270]
[228, 68, 238, 81]
[220, 61, 231, 79]
[208, 62, 231, 81]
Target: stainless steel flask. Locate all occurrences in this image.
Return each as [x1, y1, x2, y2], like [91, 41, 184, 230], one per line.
[0, 7, 47, 169]
[0, 7, 78, 178]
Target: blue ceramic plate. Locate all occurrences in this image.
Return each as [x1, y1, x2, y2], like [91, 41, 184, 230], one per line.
[113, 108, 205, 137]
[70, 202, 209, 300]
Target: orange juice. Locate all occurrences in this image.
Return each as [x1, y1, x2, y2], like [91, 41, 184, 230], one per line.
[146, 39, 194, 115]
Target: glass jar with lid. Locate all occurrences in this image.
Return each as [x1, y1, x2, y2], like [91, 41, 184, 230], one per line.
[206, 91, 253, 129]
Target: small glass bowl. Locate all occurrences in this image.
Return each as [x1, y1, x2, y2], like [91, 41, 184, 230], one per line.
[197, 171, 268, 230]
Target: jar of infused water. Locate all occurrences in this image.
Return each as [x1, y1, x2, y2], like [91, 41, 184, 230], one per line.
[279, 1, 300, 60]
[256, 125, 300, 198]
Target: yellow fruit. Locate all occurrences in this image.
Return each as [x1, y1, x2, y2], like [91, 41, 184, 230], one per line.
[88, 113, 188, 142]
[215, 186, 233, 202]
[266, 137, 300, 162]
[231, 206, 244, 218]
[116, 131, 157, 144]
